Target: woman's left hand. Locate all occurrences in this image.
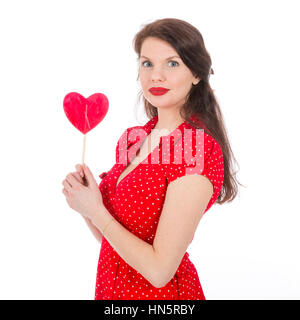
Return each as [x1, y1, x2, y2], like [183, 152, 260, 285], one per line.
[62, 164, 104, 221]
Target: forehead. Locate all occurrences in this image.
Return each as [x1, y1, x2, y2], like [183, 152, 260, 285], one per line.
[140, 37, 177, 56]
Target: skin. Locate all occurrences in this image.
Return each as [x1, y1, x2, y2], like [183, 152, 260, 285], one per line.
[72, 168, 103, 244]
[62, 164, 102, 221]
[62, 167, 103, 244]
[138, 38, 213, 286]
[138, 36, 200, 133]
[61, 37, 214, 288]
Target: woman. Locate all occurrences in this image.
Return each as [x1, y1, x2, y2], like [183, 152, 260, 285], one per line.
[62, 18, 240, 300]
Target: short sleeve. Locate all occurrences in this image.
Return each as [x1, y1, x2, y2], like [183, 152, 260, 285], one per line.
[166, 132, 224, 213]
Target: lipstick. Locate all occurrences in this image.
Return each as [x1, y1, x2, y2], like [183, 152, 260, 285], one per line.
[149, 87, 169, 96]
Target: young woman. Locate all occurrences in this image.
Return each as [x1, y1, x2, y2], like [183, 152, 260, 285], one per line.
[62, 18, 240, 300]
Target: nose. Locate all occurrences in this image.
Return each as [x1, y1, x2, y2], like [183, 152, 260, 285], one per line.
[150, 66, 166, 83]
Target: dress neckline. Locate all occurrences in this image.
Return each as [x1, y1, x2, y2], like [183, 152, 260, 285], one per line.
[114, 115, 188, 192]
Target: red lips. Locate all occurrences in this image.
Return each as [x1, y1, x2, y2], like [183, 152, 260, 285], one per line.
[149, 87, 169, 96]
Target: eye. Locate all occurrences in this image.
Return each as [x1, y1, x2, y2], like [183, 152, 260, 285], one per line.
[140, 60, 179, 68]
[168, 61, 179, 67]
[141, 60, 152, 67]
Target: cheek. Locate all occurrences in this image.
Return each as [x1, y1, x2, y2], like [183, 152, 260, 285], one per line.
[138, 74, 147, 89]
[140, 72, 150, 83]
[176, 78, 193, 94]
[172, 80, 190, 94]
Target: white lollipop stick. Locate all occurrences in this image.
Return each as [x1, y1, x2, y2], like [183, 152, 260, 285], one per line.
[82, 133, 86, 166]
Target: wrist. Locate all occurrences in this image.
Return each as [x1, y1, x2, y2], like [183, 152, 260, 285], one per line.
[91, 204, 112, 232]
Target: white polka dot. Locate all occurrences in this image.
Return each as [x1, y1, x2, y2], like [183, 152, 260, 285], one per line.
[95, 115, 224, 300]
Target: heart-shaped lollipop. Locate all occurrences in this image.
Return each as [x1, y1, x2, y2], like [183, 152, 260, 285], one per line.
[63, 92, 108, 134]
[63, 92, 109, 165]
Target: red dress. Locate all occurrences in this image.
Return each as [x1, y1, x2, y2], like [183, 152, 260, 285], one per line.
[94, 115, 224, 300]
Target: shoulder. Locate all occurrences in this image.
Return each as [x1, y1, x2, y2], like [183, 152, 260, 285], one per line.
[202, 131, 223, 164]
[168, 125, 223, 169]
[165, 128, 224, 213]
[186, 125, 222, 155]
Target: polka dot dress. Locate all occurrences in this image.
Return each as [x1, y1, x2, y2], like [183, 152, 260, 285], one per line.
[94, 115, 224, 300]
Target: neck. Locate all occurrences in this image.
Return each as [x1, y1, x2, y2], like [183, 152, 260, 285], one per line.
[154, 109, 185, 133]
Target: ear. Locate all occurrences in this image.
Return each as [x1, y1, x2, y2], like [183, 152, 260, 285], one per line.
[192, 76, 201, 85]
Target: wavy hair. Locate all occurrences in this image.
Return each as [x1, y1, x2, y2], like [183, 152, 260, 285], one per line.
[132, 18, 244, 204]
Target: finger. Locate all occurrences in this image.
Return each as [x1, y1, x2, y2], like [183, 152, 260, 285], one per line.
[71, 171, 84, 184]
[62, 189, 72, 207]
[75, 164, 84, 177]
[62, 179, 72, 191]
[62, 188, 69, 196]
[72, 171, 88, 187]
[66, 172, 79, 186]
[83, 164, 97, 184]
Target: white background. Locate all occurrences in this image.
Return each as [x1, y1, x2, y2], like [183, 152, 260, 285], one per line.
[0, 0, 299, 299]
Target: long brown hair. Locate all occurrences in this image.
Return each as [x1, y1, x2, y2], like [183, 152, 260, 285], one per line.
[133, 18, 244, 204]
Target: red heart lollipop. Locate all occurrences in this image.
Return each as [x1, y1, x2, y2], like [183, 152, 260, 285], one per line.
[63, 92, 109, 134]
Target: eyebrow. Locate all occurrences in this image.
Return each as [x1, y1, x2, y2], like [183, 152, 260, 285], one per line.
[140, 55, 181, 60]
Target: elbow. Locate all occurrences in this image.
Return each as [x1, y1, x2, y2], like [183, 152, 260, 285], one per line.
[151, 278, 166, 289]
[147, 272, 163, 289]
[150, 269, 171, 289]
[150, 251, 174, 288]
[152, 276, 172, 289]
[150, 248, 175, 288]
[153, 280, 167, 289]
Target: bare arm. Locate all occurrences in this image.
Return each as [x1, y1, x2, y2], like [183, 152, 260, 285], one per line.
[153, 174, 213, 287]
[83, 216, 103, 244]
[73, 166, 159, 287]
[73, 165, 212, 288]
[91, 207, 160, 287]
[91, 174, 213, 289]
